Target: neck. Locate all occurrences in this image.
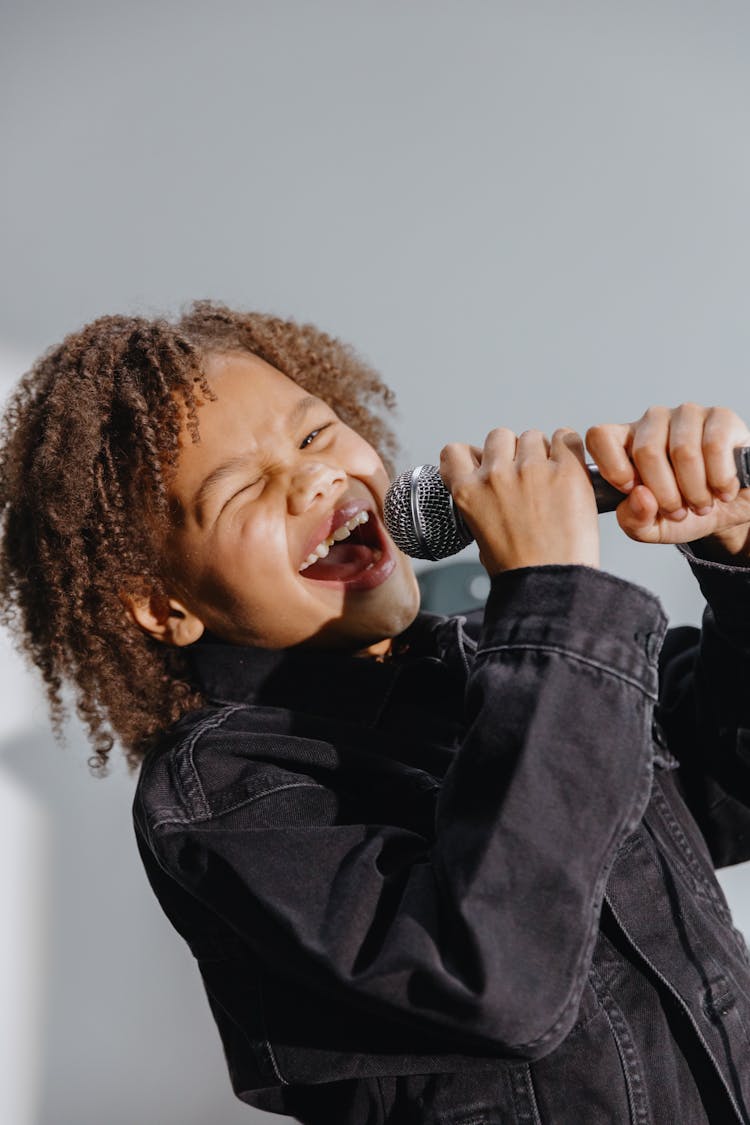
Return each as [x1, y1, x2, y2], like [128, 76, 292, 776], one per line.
[360, 637, 393, 661]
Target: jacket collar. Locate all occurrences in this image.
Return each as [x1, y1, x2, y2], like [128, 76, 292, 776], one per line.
[184, 611, 471, 722]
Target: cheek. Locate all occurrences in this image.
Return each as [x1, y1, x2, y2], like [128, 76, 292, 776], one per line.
[221, 510, 292, 581]
[343, 437, 390, 491]
[183, 509, 282, 606]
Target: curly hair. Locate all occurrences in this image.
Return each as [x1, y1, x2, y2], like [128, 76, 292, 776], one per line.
[0, 301, 398, 775]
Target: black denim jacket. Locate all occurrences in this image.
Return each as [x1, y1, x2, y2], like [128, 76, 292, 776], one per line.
[133, 556, 750, 1124]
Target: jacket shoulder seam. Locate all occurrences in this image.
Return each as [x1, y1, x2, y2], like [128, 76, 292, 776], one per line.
[172, 702, 250, 820]
[151, 780, 329, 830]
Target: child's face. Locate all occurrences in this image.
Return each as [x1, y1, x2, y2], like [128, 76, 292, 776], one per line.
[157, 351, 421, 651]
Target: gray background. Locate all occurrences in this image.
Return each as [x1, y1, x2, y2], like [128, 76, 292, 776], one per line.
[2, 2, 750, 1122]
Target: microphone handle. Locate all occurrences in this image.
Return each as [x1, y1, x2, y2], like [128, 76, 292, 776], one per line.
[588, 466, 632, 513]
[590, 446, 750, 513]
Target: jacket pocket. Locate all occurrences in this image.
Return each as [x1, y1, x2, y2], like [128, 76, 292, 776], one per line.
[530, 1003, 642, 1124]
[650, 780, 734, 927]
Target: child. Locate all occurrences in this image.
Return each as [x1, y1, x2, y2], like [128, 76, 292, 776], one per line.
[2, 301, 750, 1124]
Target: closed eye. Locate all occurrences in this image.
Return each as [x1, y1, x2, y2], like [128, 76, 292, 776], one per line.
[220, 478, 262, 514]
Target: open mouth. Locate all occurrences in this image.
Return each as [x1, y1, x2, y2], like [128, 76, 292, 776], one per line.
[298, 504, 395, 589]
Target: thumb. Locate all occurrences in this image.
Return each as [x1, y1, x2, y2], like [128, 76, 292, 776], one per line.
[616, 484, 661, 542]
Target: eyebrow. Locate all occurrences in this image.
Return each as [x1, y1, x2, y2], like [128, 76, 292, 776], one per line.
[191, 394, 321, 521]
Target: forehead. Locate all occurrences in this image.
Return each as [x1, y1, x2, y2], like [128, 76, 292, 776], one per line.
[167, 351, 320, 500]
[179, 349, 314, 444]
[201, 350, 304, 413]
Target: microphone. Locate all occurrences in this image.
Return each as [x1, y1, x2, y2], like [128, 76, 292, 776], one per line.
[384, 448, 750, 561]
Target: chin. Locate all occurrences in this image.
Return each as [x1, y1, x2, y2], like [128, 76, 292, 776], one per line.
[368, 575, 421, 639]
[388, 594, 421, 635]
[322, 582, 421, 651]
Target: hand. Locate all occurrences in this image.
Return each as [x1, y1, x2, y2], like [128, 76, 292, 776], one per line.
[585, 404, 750, 558]
[440, 428, 600, 575]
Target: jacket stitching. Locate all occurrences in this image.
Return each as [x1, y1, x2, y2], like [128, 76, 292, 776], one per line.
[650, 785, 733, 923]
[525, 1067, 542, 1125]
[255, 973, 287, 1085]
[633, 828, 750, 1069]
[375, 1076, 388, 1120]
[508, 1064, 542, 1125]
[219, 963, 287, 1087]
[589, 964, 651, 1125]
[511, 714, 655, 1054]
[476, 642, 657, 698]
[151, 781, 327, 830]
[176, 704, 247, 819]
[640, 818, 750, 982]
[664, 897, 750, 1043]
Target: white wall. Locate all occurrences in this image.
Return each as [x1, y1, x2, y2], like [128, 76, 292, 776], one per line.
[2, 2, 750, 1121]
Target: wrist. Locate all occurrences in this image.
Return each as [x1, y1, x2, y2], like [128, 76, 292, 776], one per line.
[480, 566, 667, 695]
[692, 524, 750, 566]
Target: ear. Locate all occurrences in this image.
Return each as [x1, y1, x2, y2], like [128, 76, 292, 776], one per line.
[120, 588, 205, 647]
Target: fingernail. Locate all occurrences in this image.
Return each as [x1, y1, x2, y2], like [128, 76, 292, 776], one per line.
[693, 504, 713, 517]
[620, 479, 635, 492]
[666, 507, 688, 521]
[630, 491, 647, 515]
[719, 491, 735, 503]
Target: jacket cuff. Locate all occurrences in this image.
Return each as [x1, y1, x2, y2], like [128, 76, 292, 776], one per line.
[479, 565, 668, 698]
[678, 541, 750, 628]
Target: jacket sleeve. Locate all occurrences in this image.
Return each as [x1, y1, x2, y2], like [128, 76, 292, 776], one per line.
[139, 565, 665, 1059]
[656, 544, 750, 868]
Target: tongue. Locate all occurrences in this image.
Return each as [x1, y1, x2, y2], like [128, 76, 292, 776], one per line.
[302, 542, 377, 581]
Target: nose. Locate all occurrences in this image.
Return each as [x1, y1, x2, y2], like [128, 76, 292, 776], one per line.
[287, 460, 346, 515]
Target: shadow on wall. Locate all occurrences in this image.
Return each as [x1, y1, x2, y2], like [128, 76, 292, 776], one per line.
[0, 717, 288, 1125]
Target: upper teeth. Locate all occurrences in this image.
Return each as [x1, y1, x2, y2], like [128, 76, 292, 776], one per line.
[299, 510, 370, 571]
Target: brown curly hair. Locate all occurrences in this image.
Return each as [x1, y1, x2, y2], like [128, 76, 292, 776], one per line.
[0, 301, 398, 775]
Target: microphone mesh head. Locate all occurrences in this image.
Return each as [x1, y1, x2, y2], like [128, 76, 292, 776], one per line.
[383, 465, 474, 560]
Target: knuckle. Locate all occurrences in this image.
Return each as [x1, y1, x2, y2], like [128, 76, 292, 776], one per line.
[585, 424, 609, 444]
[632, 443, 661, 468]
[484, 455, 510, 479]
[518, 460, 545, 482]
[676, 400, 702, 415]
[451, 481, 473, 506]
[702, 436, 726, 459]
[670, 443, 700, 466]
[485, 426, 515, 444]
